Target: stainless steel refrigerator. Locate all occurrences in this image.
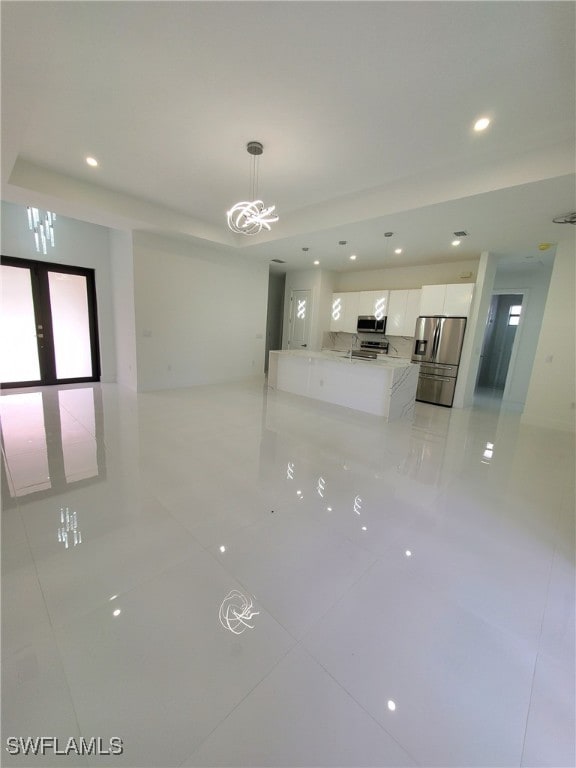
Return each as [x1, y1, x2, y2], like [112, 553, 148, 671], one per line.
[411, 316, 467, 407]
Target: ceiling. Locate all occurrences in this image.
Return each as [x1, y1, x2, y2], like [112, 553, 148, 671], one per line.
[2, 1, 575, 273]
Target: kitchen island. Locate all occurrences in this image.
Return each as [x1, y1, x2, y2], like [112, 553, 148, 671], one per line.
[268, 350, 419, 420]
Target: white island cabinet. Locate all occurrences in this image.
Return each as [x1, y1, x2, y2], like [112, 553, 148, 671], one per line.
[268, 350, 419, 420]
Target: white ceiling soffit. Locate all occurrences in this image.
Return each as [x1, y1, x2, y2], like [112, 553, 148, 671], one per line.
[2, 1, 575, 270]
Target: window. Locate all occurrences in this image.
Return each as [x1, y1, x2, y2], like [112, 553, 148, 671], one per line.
[508, 305, 522, 326]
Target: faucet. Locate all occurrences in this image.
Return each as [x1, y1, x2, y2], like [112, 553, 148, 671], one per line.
[349, 334, 359, 359]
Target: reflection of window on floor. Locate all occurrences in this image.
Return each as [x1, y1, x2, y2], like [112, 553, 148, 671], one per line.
[59, 389, 98, 483]
[0, 387, 105, 499]
[0, 392, 50, 496]
[508, 305, 522, 326]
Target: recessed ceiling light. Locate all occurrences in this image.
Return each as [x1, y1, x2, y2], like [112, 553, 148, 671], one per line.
[350, 254, 357, 260]
[86, 156, 98, 167]
[452, 240, 461, 246]
[394, 248, 402, 255]
[473, 117, 490, 132]
[313, 260, 320, 265]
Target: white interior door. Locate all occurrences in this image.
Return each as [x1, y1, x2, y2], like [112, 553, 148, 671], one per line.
[288, 289, 312, 349]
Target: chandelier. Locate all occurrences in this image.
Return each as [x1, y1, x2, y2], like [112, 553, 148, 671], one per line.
[27, 207, 56, 254]
[227, 141, 279, 236]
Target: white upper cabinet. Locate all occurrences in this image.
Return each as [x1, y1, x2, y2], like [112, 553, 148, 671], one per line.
[405, 289, 422, 334]
[419, 284, 447, 315]
[329, 283, 472, 334]
[330, 292, 360, 333]
[444, 283, 474, 316]
[420, 283, 474, 317]
[387, 289, 422, 335]
[357, 290, 389, 319]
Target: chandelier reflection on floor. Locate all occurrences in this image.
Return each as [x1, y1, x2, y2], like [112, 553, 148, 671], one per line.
[57, 506, 82, 548]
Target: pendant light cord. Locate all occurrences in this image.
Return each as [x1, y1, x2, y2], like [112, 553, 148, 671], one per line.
[250, 153, 259, 200]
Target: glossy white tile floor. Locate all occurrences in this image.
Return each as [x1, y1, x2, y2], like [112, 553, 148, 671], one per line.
[2, 380, 574, 767]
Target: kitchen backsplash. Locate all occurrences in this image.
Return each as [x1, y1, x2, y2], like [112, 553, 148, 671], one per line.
[322, 332, 414, 359]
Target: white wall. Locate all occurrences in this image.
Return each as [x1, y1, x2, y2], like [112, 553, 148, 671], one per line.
[132, 232, 269, 391]
[522, 240, 576, 432]
[317, 269, 337, 342]
[1, 201, 116, 382]
[453, 252, 498, 408]
[493, 263, 553, 407]
[335, 260, 478, 291]
[109, 229, 137, 390]
[282, 268, 336, 351]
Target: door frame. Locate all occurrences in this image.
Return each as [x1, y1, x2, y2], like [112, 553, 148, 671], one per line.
[475, 288, 529, 399]
[1, 255, 101, 388]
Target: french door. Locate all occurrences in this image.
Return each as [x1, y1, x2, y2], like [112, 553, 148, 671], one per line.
[0, 256, 100, 388]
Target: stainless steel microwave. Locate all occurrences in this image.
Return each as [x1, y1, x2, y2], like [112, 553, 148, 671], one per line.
[357, 315, 386, 334]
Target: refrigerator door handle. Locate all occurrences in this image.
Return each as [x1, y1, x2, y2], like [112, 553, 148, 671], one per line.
[419, 374, 452, 382]
[431, 321, 440, 360]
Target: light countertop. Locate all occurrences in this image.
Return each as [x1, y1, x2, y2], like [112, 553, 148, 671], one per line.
[270, 349, 416, 369]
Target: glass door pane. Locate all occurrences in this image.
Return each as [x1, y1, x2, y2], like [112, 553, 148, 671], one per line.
[0, 265, 41, 383]
[48, 271, 93, 379]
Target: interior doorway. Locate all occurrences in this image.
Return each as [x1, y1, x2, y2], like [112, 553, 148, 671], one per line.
[287, 289, 312, 351]
[475, 292, 524, 399]
[264, 271, 285, 373]
[0, 256, 100, 388]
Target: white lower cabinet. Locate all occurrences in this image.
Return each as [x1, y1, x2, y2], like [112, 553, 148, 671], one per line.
[387, 289, 421, 335]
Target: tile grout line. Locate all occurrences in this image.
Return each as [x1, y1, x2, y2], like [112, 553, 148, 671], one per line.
[518, 518, 563, 768]
[176, 642, 297, 768]
[8, 494, 89, 753]
[298, 643, 421, 767]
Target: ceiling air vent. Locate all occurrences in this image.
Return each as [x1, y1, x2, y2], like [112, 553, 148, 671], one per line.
[271, 259, 286, 263]
[453, 231, 468, 237]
